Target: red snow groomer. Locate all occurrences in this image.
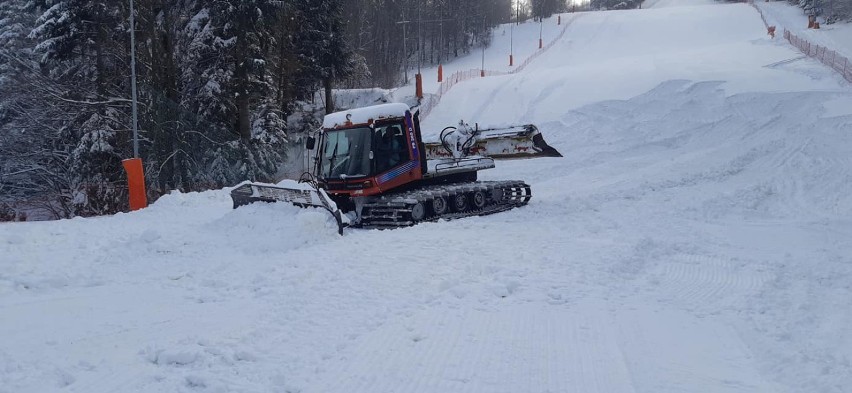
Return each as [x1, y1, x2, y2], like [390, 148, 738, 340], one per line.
[230, 103, 561, 234]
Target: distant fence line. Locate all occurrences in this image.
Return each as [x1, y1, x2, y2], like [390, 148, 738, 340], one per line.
[748, 1, 771, 29]
[749, 1, 851, 84]
[419, 14, 578, 120]
[784, 30, 852, 83]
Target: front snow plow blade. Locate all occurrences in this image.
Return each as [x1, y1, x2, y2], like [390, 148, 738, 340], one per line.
[425, 124, 562, 160]
[230, 181, 348, 235]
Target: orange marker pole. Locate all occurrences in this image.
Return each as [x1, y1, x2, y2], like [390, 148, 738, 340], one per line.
[437, 64, 443, 82]
[415, 73, 423, 99]
[509, 54, 513, 66]
[122, 158, 147, 211]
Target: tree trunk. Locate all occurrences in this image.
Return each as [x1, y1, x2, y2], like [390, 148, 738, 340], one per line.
[237, 87, 251, 141]
[324, 76, 334, 114]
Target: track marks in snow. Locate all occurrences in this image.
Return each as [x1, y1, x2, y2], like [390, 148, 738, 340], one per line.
[645, 254, 773, 312]
[309, 298, 781, 393]
[309, 304, 637, 393]
[522, 78, 569, 123]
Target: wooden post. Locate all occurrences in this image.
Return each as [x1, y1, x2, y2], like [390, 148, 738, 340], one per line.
[122, 158, 147, 211]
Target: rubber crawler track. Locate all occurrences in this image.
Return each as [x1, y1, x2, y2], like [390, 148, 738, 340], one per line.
[355, 180, 532, 229]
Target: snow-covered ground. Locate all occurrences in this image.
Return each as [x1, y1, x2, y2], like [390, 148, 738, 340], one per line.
[393, 12, 566, 101]
[644, 0, 718, 8]
[3, 1, 852, 392]
[756, 0, 852, 60]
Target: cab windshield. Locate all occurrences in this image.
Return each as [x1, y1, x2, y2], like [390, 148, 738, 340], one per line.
[320, 127, 372, 179]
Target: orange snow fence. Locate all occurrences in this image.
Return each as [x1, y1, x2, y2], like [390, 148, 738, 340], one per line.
[122, 158, 148, 211]
[419, 16, 574, 120]
[784, 29, 852, 83]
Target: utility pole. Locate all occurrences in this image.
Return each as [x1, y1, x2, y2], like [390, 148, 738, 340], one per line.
[539, 3, 543, 49]
[123, 0, 147, 211]
[418, 2, 422, 74]
[415, 2, 423, 98]
[129, 0, 139, 158]
[396, 16, 410, 83]
[510, 1, 516, 66]
[481, 15, 486, 77]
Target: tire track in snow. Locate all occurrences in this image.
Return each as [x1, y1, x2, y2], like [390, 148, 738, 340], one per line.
[468, 78, 511, 122]
[307, 302, 646, 393]
[646, 254, 773, 311]
[521, 78, 569, 123]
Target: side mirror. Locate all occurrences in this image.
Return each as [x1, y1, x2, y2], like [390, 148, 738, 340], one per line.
[305, 136, 316, 150]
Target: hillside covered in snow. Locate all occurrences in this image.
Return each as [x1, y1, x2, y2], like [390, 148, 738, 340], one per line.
[3, 1, 852, 392]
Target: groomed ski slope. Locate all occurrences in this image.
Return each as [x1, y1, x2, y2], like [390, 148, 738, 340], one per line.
[3, 2, 852, 392]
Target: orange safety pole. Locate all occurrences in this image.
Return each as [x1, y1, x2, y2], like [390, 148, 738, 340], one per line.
[437, 64, 443, 82]
[539, 38, 543, 49]
[480, 69, 485, 77]
[509, 54, 513, 66]
[415, 73, 423, 99]
[122, 158, 147, 211]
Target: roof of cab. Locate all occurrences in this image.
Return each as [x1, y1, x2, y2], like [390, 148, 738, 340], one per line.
[322, 103, 410, 129]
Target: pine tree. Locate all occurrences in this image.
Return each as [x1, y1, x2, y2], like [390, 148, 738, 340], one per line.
[293, 0, 355, 113]
[177, 1, 291, 186]
[1, 0, 86, 218]
[28, 0, 132, 216]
